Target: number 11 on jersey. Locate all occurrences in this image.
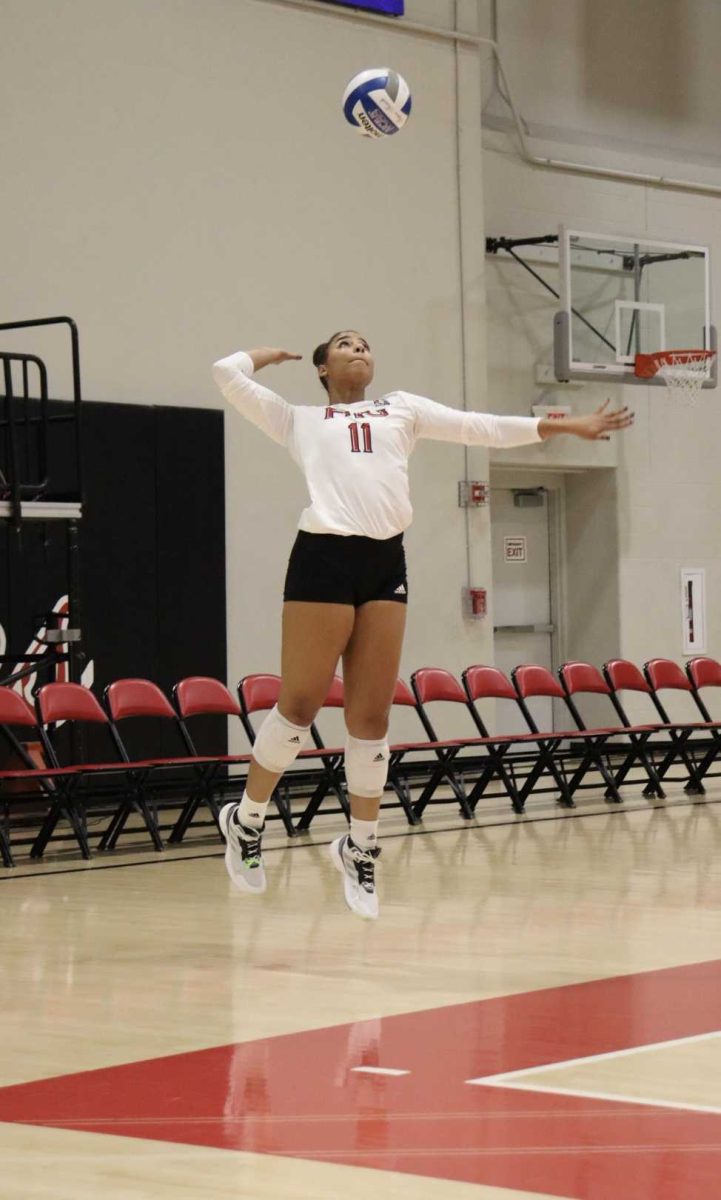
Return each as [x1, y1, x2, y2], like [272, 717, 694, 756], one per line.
[349, 422, 373, 454]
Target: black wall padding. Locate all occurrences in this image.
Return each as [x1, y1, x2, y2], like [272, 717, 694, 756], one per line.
[1, 400, 227, 760]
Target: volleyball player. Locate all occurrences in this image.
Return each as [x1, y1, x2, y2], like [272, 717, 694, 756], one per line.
[212, 332, 633, 918]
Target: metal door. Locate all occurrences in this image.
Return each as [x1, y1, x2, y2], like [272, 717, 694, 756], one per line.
[491, 488, 555, 734]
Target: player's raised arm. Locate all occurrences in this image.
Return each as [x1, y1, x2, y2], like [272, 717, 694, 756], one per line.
[211, 348, 301, 446]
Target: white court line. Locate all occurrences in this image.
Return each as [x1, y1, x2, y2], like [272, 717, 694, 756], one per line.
[466, 1030, 721, 1115]
[472, 1079, 721, 1116]
[351, 1067, 410, 1077]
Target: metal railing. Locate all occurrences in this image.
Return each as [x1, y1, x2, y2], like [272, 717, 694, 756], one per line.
[0, 316, 83, 528]
[0, 317, 84, 683]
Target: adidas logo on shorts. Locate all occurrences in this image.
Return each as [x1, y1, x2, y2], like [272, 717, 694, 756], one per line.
[373, 752, 386, 762]
[289, 736, 300, 744]
[394, 583, 406, 594]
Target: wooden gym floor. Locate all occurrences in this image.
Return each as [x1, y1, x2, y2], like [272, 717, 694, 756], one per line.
[2, 780, 721, 1199]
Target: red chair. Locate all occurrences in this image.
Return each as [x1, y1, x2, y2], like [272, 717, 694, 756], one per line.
[604, 660, 705, 795]
[313, 677, 443, 827]
[0, 686, 40, 732]
[410, 668, 482, 819]
[644, 658, 721, 793]
[339, 676, 461, 827]
[309, 675, 466, 828]
[291, 672, 424, 830]
[102, 678, 221, 851]
[294, 674, 350, 831]
[686, 656, 721, 721]
[463, 665, 576, 812]
[0, 688, 48, 865]
[409, 668, 527, 820]
[34, 682, 146, 858]
[512, 664, 611, 808]
[559, 661, 664, 798]
[169, 676, 250, 843]
[237, 674, 341, 835]
[382, 678, 428, 824]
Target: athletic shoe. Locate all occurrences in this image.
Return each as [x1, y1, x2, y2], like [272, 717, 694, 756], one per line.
[329, 834, 381, 920]
[219, 803, 266, 894]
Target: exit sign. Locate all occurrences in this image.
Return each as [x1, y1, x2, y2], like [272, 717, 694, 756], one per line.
[321, 0, 404, 14]
[504, 537, 527, 563]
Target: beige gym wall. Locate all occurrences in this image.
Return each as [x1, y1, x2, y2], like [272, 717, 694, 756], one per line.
[479, 0, 721, 713]
[0, 0, 495, 745]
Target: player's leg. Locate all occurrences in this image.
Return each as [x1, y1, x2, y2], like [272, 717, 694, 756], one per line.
[221, 601, 355, 893]
[329, 599, 406, 918]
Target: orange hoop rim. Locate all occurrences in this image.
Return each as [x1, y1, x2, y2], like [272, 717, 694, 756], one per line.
[635, 349, 716, 379]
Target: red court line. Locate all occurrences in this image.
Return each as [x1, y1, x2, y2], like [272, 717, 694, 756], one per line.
[1, 958, 721, 1198]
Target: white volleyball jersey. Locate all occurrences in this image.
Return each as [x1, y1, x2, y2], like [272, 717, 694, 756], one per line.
[213, 350, 543, 539]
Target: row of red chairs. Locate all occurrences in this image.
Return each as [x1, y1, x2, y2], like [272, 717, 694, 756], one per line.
[0, 656, 719, 866]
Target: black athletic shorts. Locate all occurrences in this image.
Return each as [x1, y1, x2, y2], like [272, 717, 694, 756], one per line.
[283, 531, 408, 607]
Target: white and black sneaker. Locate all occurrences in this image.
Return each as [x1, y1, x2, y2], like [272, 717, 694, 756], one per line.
[329, 834, 381, 920]
[219, 803, 266, 894]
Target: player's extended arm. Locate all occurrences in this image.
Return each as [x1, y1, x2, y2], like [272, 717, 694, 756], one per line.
[211, 348, 302, 446]
[411, 393, 633, 447]
[410, 393, 543, 448]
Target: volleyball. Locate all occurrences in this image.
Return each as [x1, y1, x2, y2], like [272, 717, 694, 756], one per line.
[342, 68, 412, 138]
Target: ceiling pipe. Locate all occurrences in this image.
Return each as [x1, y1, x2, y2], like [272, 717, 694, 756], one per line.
[257, 0, 721, 199]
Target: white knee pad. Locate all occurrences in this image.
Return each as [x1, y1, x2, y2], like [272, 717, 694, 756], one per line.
[344, 734, 390, 798]
[253, 705, 311, 773]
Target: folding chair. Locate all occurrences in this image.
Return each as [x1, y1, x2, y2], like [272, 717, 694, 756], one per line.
[686, 656, 721, 721]
[603, 659, 705, 796]
[306, 675, 456, 827]
[324, 678, 444, 827]
[0, 687, 45, 865]
[462, 665, 567, 813]
[102, 677, 219, 851]
[409, 668, 529, 820]
[558, 661, 665, 799]
[644, 658, 721, 792]
[511, 664, 605, 808]
[1, 688, 108, 863]
[169, 676, 251, 843]
[686, 657, 721, 786]
[410, 669, 484, 819]
[33, 682, 147, 858]
[381, 678, 429, 825]
[237, 674, 344, 835]
[302, 676, 456, 828]
[294, 675, 350, 832]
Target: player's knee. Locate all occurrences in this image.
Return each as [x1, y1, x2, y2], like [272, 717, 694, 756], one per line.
[345, 709, 390, 741]
[344, 733, 390, 798]
[277, 696, 319, 727]
[253, 704, 312, 773]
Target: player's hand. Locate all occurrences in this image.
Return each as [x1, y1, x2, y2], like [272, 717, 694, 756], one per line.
[540, 400, 634, 441]
[574, 399, 634, 440]
[248, 348, 302, 372]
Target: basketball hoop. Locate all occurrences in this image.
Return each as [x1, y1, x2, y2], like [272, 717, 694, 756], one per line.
[634, 349, 716, 402]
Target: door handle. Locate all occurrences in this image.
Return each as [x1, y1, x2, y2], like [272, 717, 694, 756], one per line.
[494, 623, 555, 634]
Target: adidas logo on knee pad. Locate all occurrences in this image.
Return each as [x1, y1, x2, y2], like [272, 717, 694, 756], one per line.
[253, 706, 310, 773]
[345, 735, 390, 798]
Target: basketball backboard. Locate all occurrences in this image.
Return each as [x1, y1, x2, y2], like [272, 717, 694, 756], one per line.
[554, 227, 716, 387]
